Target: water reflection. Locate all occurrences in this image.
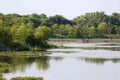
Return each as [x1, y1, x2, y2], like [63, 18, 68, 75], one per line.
[1, 42, 120, 80]
[34, 56, 50, 70]
[78, 58, 120, 64]
[97, 43, 120, 46]
[81, 47, 120, 51]
[0, 56, 12, 64]
[0, 56, 51, 73]
[2, 53, 120, 80]
[51, 57, 64, 62]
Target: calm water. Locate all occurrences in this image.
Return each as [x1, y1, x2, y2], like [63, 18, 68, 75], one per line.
[2, 42, 120, 80]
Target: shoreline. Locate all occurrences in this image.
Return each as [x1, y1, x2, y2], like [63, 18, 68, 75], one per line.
[49, 38, 120, 43]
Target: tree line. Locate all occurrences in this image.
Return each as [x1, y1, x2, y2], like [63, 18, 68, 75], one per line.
[0, 12, 120, 51]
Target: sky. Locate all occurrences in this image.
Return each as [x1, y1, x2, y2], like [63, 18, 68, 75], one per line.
[0, 0, 120, 19]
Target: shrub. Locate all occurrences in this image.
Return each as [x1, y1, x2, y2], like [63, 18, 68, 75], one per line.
[10, 43, 30, 51]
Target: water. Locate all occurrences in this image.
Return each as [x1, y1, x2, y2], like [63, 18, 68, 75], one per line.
[1, 42, 120, 80]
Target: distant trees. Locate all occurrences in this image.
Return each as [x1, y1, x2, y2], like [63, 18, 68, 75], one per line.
[73, 12, 120, 38]
[0, 12, 120, 51]
[49, 15, 73, 25]
[51, 24, 75, 38]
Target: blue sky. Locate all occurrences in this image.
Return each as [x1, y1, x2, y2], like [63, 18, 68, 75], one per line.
[0, 0, 120, 19]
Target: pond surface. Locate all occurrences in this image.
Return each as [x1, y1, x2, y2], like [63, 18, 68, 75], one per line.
[2, 42, 120, 80]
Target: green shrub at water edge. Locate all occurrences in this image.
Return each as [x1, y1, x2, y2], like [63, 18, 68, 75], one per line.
[10, 77, 43, 80]
[0, 63, 10, 73]
[10, 43, 30, 51]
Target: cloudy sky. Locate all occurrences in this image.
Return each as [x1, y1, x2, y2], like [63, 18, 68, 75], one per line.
[0, 0, 120, 19]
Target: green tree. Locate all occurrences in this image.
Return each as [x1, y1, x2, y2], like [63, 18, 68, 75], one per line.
[0, 27, 12, 50]
[49, 15, 72, 25]
[65, 25, 75, 38]
[10, 25, 33, 44]
[116, 26, 120, 34]
[34, 26, 51, 40]
[89, 26, 96, 38]
[97, 22, 106, 37]
[0, 20, 3, 26]
[34, 26, 51, 47]
[10, 26, 18, 42]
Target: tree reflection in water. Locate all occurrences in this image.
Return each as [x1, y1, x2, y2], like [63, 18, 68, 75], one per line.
[78, 57, 120, 64]
[0, 56, 51, 73]
[81, 47, 120, 51]
[35, 56, 50, 70]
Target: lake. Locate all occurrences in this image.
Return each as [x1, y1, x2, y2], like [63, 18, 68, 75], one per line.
[2, 42, 120, 80]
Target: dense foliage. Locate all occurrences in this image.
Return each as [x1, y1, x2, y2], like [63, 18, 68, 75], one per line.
[73, 12, 120, 38]
[0, 12, 120, 51]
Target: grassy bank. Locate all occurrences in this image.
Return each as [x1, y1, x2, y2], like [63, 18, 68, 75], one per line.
[0, 51, 51, 57]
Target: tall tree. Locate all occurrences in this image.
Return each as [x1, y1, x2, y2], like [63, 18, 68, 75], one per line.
[34, 26, 51, 47]
[97, 22, 106, 37]
[0, 26, 12, 50]
[89, 26, 97, 38]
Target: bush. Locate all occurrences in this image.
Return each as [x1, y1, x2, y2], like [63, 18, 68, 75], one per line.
[10, 43, 30, 51]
